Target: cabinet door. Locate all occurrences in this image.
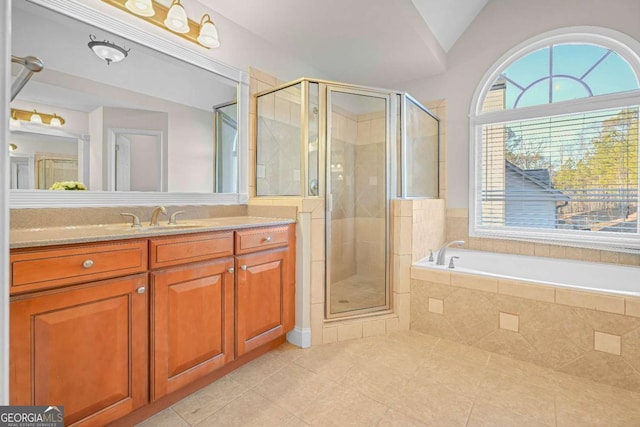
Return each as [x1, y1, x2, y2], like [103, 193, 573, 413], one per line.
[236, 247, 294, 356]
[151, 258, 235, 399]
[10, 274, 148, 427]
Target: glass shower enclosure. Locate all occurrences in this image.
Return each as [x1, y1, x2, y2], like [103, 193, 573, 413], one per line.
[255, 78, 439, 319]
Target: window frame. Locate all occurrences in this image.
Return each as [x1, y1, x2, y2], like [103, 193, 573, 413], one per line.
[469, 27, 640, 252]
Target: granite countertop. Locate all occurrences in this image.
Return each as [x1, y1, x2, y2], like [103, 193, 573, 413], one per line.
[10, 216, 295, 249]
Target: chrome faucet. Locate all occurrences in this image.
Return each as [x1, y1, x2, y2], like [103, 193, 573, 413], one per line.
[435, 240, 464, 266]
[149, 206, 167, 226]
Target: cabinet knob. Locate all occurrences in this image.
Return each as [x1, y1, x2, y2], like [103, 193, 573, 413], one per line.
[227, 267, 234, 274]
[82, 259, 94, 269]
[264, 236, 271, 242]
[137, 286, 146, 294]
[241, 265, 247, 271]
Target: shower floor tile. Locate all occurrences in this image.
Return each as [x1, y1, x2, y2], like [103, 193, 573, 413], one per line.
[330, 274, 386, 314]
[138, 331, 640, 426]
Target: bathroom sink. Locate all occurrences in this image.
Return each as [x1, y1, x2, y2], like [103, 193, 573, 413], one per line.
[103, 223, 204, 232]
[149, 223, 204, 231]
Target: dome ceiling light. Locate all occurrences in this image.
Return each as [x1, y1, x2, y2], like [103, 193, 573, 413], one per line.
[88, 35, 130, 65]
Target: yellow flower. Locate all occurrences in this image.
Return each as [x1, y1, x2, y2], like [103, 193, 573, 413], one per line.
[49, 181, 87, 190]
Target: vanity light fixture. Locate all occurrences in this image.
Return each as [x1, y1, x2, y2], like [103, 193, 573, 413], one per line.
[49, 114, 62, 127]
[103, 0, 221, 49]
[88, 35, 130, 65]
[124, 0, 155, 17]
[10, 110, 21, 129]
[11, 108, 66, 127]
[30, 110, 42, 124]
[164, 0, 189, 33]
[197, 14, 220, 48]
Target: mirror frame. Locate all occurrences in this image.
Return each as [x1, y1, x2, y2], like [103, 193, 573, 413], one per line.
[8, 0, 249, 208]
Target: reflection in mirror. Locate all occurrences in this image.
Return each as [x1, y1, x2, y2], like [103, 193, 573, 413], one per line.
[9, 126, 89, 190]
[108, 128, 163, 191]
[215, 102, 238, 193]
[10, 0, 239, 194]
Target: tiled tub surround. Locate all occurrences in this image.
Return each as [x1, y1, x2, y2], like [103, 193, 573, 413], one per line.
[411, 252, 640, 392]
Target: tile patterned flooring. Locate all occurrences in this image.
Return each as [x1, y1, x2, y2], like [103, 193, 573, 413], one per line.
[138, 331, 640, 426]
[330, 275, 386, 314]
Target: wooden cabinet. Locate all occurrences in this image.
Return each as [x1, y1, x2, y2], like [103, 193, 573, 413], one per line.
[9, 222, 295, 425]
[150, 258, 235, 400]
[10, 274, 148, 426]
[10, 240, 147, 294]
[235, 225, 295, 356]
[149, 231, 233, 269]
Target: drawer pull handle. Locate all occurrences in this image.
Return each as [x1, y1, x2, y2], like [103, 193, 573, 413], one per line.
[227, 267, 234, 274]
[264, 236, 272, 242]
[82, 259, 94, 269]
[241, 265, 247, 271]
[137, 286, 146, 294]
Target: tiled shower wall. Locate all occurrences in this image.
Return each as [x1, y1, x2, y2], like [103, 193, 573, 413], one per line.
[249, 68, 445, 345]
[255, 84, 302, 196]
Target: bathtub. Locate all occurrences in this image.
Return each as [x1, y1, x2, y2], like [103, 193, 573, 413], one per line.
[414, 248, 640, 297]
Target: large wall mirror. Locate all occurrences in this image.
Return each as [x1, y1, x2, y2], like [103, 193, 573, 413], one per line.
[9, 0, 248, 207]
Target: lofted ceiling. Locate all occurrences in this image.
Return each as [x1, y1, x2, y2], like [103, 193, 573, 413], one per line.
[200, 0, 488, 87]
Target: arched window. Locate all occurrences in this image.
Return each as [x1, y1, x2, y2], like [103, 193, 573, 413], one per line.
[470, 29, 640, 251]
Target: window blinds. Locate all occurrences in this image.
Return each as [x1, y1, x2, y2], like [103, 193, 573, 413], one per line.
[478, 106, 639, 234]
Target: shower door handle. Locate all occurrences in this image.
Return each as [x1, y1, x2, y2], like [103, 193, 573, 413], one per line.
[327, 193, 333, 213]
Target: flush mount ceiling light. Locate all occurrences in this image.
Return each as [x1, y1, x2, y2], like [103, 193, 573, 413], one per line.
[88, 35, 130, 65]
[103, 0, 221, 49]
[11, 108, 66, 126]
[9, 144, 18, 151]
[124, 0, 155, 17]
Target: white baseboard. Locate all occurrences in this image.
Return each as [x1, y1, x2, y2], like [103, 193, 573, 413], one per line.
[286, 327, 311, 348]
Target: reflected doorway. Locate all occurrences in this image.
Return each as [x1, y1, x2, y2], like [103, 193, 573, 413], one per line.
[107, 128, 163, 191]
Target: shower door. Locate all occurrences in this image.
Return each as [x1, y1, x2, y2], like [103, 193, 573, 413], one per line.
[326, 87, 390, 318]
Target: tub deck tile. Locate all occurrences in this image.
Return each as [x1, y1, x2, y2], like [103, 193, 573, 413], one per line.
[498, 279, 555, 303]
[451, 272, 498, 293]
[556, 289, 625, 315]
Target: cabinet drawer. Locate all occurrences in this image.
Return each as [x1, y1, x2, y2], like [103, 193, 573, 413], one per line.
[235, 226, 290, 255]
[150, 231, 233, 269]
[10, 240, 148, 294]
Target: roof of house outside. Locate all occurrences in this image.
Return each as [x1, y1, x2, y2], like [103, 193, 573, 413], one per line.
[506, 161, 570, 201]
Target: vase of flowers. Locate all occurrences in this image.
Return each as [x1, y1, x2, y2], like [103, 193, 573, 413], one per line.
[49, 181, 87, 190]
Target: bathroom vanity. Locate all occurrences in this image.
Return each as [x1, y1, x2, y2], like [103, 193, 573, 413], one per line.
[8, 219, 295, 426]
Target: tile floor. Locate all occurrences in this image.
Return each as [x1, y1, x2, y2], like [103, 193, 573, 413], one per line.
[138, 331, 640, 426]
[330, 275, 386, 314]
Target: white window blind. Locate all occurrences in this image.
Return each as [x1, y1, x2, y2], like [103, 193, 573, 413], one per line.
[478, 106, 638, 236]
